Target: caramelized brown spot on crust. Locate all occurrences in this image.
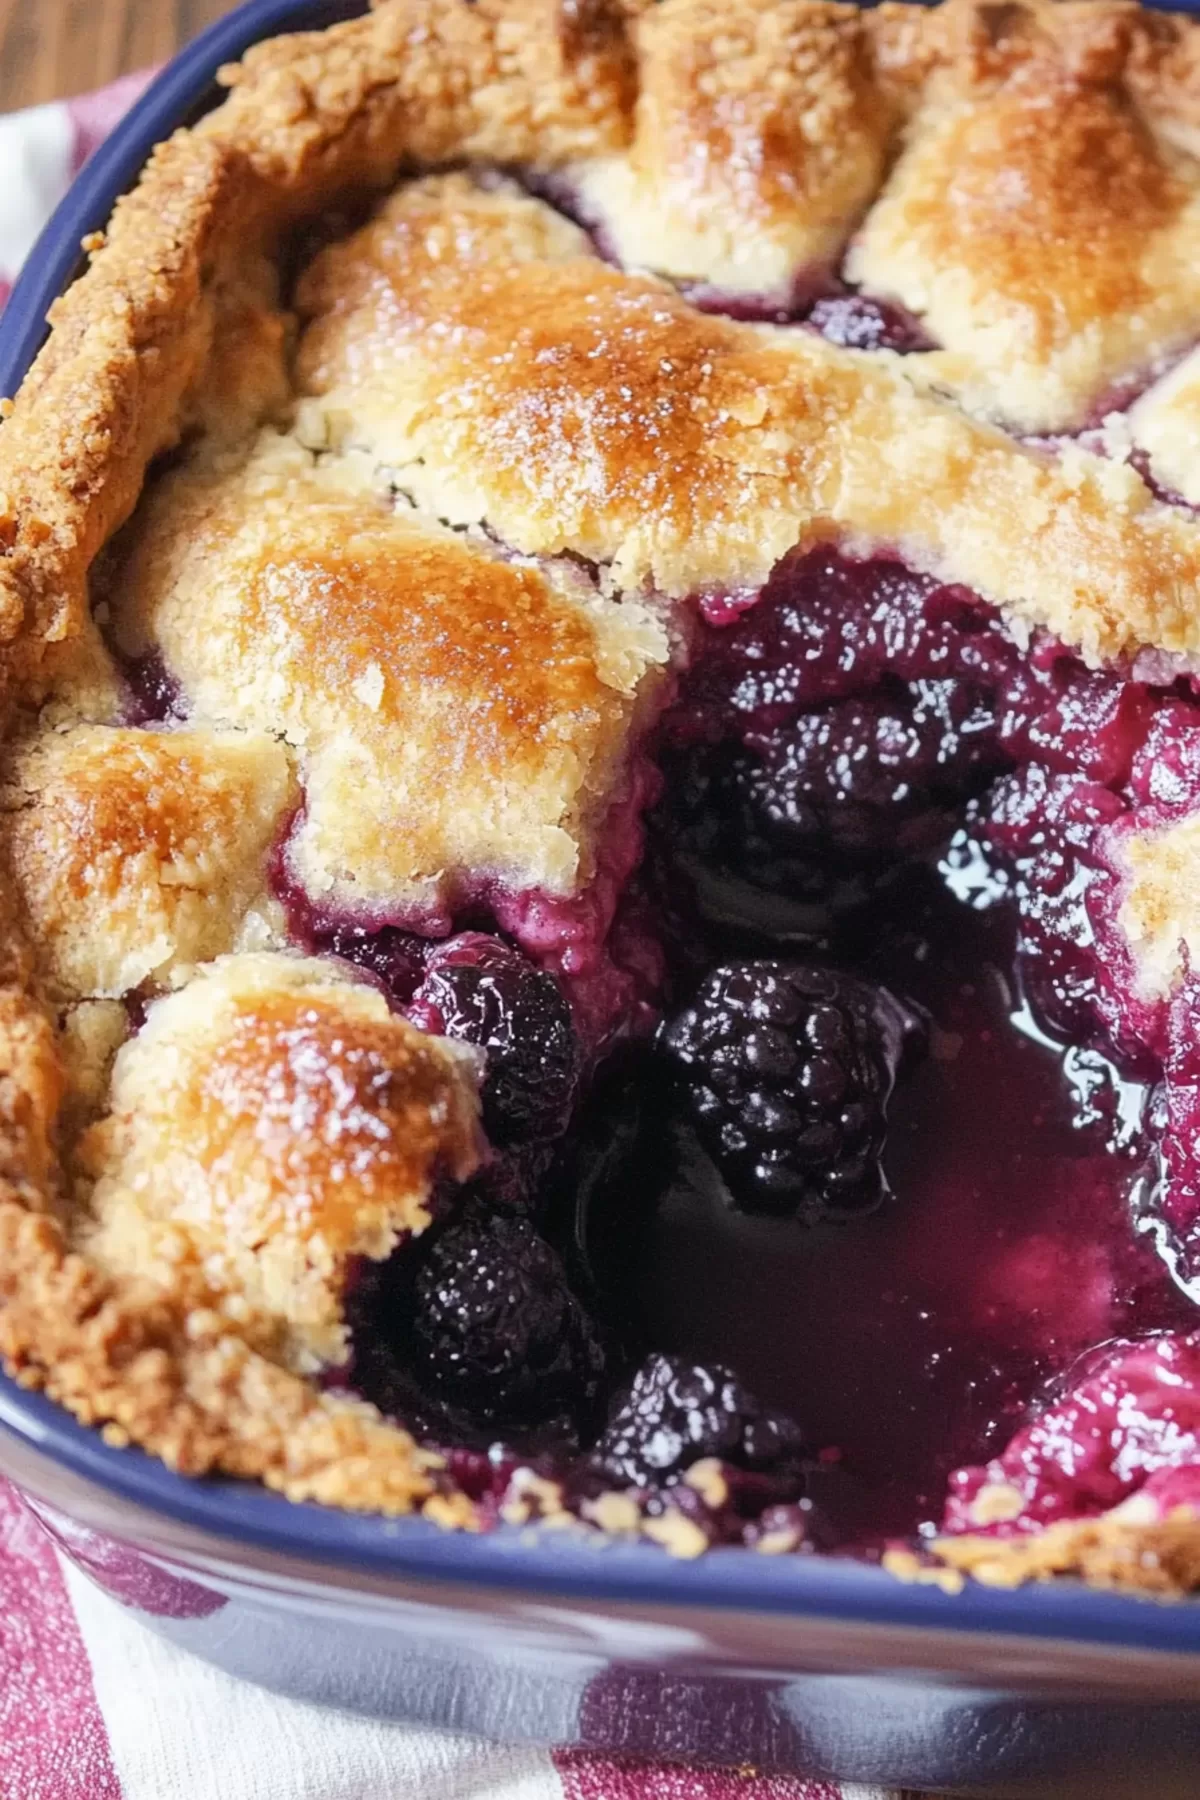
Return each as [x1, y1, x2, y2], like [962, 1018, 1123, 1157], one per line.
[882, 71, 1180, 313]
[948, 82, 1171, 313]
[303, 254, 751, 551]
[79, 954, 482, 1370]
[569, 0, 893, 294]
[296, 182, 803, 578]
[2, 726, 294, 1000]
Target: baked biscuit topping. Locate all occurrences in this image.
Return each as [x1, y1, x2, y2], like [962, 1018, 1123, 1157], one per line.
[79, 954, 482, 1370]
[2, 724, 294, 999]
[1131, 342, 1200, 501]
[848, 33, 1200, 433]
[1113, 812, 1200, 1006]
[568, 0, 892, 300]
[297, 172, 1200, 664]
[110, 430, 668, 919]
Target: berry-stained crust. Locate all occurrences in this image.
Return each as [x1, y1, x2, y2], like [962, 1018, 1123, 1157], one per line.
[11, 0, 1200, 1586]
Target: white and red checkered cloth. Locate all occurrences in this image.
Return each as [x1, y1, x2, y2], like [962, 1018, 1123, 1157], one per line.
[0, 69, 1012, 1800]
[0, 1474, 906, 1800]
[0, 72, 155, 310]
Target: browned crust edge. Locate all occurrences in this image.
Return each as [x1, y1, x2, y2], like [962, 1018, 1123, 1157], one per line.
[885, 1512, 1200, 1597]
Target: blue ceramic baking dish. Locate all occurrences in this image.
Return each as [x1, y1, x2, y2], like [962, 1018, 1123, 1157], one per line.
[5, 3, 1200, 1790]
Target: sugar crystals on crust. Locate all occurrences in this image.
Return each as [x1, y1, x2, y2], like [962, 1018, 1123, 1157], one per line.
[109, 430, 669, 920]
[2, 724, 295, 1000]
[77, 953, 483, 1372]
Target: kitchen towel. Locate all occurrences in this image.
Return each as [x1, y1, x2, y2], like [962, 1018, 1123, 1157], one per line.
[0, 1467, 909, 1800]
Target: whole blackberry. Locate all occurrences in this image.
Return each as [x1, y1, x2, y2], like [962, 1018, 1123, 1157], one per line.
[652, 744, 852, 939]
[658, 691, 1004, 929]
[659, 961, 924, 1219]
[742, 684, 1003, 864]
[590, 1353, 807, 1489]
[408, 1211, 605, 1431]
[412, 934, 579, 1146]
[314, 922, 427, 1007]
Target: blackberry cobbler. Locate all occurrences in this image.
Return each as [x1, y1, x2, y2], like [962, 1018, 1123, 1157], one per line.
[10, 0, 1200, 1594]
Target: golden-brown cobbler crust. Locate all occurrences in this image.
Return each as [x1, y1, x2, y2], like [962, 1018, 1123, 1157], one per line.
[847, 50, 1200, 432]
[6, 0, 1200, 1570]
[568, 0, 893, 297]
[207, 0, 641, 179]
[2, 724, 295, 1001]
[1131, 341, 1200, 501]
[79, 953, 482, 1373]
[108, 428, 667, 917]
[297, 171, 1200, 666]
[7, 0, 1200, 676]
[0, 896, 477, 1520]
[0, 0, 639, 720]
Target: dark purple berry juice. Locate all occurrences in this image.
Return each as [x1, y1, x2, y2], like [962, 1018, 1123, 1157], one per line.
[594, 537, 1200, 1547]
[612, 862, 1190, 1546]
[308, 541, 1200, 1550]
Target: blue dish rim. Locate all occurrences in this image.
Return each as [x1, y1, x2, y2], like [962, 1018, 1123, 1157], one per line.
[4, 0, 1200, 1659]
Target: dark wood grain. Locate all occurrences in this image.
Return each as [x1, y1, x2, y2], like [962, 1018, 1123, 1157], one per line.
[0, 0, 237, 112]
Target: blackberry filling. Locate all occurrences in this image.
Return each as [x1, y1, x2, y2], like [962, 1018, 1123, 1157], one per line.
[805, 294, 934, 353]
[944, 1331, 1200, 1536]
[349, 1206, 605, 1447]
[654, 678, 1008, 939]
[588, 1352, 808, 1492]
[327, 549, 1200, 1556]
[118, 649, 186, 726]
[972, 766, 1128, 1045]
[309, 922, 429, 1008]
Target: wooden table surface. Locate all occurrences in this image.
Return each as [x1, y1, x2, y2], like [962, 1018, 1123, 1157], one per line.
[0, 0, 238, 113]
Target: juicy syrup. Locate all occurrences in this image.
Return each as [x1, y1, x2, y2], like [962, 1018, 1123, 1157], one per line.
[602, 862, 1193, 1546]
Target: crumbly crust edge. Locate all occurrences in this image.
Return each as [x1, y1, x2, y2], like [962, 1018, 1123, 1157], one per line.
[0, 862, 477, 1521]
[883, 1513, 1200, 1597]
